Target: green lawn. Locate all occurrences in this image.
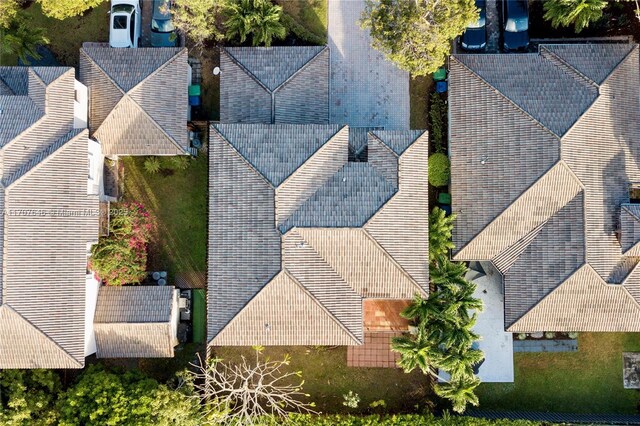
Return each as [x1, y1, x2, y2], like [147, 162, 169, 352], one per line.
[121, 155, 208, 282]
[22, 1, 109, 67]
[410, 75, 432, 130]
[214, 346, 431, 415]
[477, 333, 640, 414]
[278, 0, 328, 41]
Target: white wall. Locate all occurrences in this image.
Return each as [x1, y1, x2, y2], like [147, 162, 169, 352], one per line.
[84, 274, 100, 356]
[74, 80, 88, 129]
[87, 138, 104, 197]
[170, 289, 180, 347]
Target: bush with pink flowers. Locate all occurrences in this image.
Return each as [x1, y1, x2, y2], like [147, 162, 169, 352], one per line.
[90, 202, 156, 286]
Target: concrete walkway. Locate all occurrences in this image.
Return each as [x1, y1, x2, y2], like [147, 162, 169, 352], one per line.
[468, 262, 514, 382]
[328, 0, 409, 130]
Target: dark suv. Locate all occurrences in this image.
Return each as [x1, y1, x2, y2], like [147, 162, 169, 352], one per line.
[502, 0, 529, 52]
[461, 0, 487, 51]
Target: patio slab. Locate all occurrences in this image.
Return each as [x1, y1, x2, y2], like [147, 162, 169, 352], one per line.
[328, 0, 409, 130]
[347, 332, 402, 368]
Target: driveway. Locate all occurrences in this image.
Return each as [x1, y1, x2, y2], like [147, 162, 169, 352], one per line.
[328, 0, 410, 130]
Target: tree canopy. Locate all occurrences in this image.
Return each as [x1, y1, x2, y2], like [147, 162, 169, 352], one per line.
[170, 0, 226, 46]
[37, 0, 103, 20]
[361, 0, 479, 76]
[543, 0, 608, 33]
[0, 370, 60, 426]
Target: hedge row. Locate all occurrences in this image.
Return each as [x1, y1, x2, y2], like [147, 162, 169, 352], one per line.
[281, 13, 327, 45]
[279, 414, 546, 426]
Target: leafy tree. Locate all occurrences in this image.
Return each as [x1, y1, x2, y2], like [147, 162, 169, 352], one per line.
[0, 370, 60, 426]
[0, 14, 49, 64]
[361, 0, 478, 76]
[543, 0, 608, 32]
[0, 0, 19, 30]
[429, 207, 456, 263]
[89, 202, 156, 285]
[37, 0, 103, 20]
[225, 0, 287, 47]
[433, 374, 481, 414]
[428, 153, 450, 188]
[170, 0, 226, 46]
[58, 366, 200, 426]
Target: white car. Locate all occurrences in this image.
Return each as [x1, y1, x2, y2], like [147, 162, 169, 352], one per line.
[109, 0, 141, 48]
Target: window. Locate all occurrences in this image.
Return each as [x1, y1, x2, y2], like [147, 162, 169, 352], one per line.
[151, 18, 174, 33]
[630, 184, 640, 204]
[113, 15, 127, 29]
[130, 12, 136, 45]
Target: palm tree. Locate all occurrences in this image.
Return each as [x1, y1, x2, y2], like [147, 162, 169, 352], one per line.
[0, 17, 48, 64]
[429, 207, 456, 263]
[433, 374, 481, 414]
[438, 347, 484, 381]
[430, 257, 467, 291]
[543, 0, 607, 33]
[439, 315, 480, 351]
[391, 329, 441, 376]
[225, 0, 287, 47]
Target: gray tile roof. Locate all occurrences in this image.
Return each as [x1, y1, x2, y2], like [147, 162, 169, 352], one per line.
[220, 46, 329, 124]
[371, 130, 424, 156]
[214, 123, 342, 186]
[0, 68, 47, 146]
[79, 46, 189, 155]
[450, 43, 640, 332]
[0, 67, 99, 368]
[225, 46, 325, 91]
[208, 124, 428, 346]
[94, 286, 177, 358]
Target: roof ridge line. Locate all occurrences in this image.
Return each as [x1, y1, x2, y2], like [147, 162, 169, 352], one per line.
[453, 161, 582, 260]
[80, 48, 126, 96]
[283, 269, 361, 344]
[599, 44, 639, 87]
[1, 304, 83, 366]
[210, 125, 275, 189]
[450, 56, 561, 139]
[128, 48, 187, 94]
[222, 48, 273, 94]
[121, 93, 187, 154]
[539, 45, 599, 88]
[3, 128, 85, 188]
[274, 124, 349, 189]
[273, 45, 328, 93]
[360, 228, 425, 295]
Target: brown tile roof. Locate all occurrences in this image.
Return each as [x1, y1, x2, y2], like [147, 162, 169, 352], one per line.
[450, 43, 640, 332]
[79, 46, 189, 155]
[0, 67, 98, 368]
[208, 124, 428, 346]
[94, 286, 177, 358]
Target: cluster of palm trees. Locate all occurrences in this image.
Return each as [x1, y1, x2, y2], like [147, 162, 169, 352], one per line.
[225, 0, 287, 47]
[0, 2, 49, 65]
[392, 207, 484, 414]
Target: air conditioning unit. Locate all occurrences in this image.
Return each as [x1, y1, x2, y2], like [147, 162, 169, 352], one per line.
[179, 297, 189, 310]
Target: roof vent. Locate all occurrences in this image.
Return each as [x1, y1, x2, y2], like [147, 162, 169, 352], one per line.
[297, 241, 307, 249]
[264, 323, 271, 333]
[342, 177, 347, 182]
[480, 156, 489, 165]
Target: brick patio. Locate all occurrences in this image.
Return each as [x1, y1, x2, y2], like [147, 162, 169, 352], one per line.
[347, 332, 403, 368]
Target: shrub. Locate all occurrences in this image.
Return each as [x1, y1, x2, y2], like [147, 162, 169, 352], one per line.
[168, 155, 191, 171]
[342, 391, 360, 409]
[280, 13, 326, 44]
[428, 153, 450, 187]
[544, 332, 556, 339]
[430, 92, 447, 153]
[568, 332, 579, 339]
[285, 414, 545, 425]
[144, 157, 161, 174]
[90, 203, 156, 286]
[225, 0, 287, 47]
[543, 0, 607, 33]
[517, 333, 527, 340]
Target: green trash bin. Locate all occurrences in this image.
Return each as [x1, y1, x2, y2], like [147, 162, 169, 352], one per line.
[433, 68, 447, 82]
[438, 192, 452, 205]
[188, 85, 201, 97]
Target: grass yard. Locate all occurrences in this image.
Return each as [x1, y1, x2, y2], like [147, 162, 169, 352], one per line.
[277, 0, 328, 42]
[214, 346, 431, 415]
[477, 333, 640, 414]
[21, 1, 109, 67]
[410, 76, 433, 130]
[121, 155, 208, 282]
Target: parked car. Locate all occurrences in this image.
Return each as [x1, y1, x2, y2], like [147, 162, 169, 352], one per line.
[151, 0, 178, 47]
[109, 0, 141, 48]
[461, 0, 487, 51]
[502, 0, 529, 52]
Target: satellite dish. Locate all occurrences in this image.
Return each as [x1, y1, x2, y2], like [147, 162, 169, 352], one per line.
[213, 67, 221, 75]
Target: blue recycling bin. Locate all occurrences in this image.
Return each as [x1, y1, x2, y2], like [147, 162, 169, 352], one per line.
[435, 80, 448, 93]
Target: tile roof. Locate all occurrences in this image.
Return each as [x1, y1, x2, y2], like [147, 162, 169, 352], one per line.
[0, 67, 98, 368]
[94, 286, 177, 358]
[79, 46, 189, 155]
[220, 46, 329, 124]
[450, 43, 640, 332]
[208, 124, 428, 346]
